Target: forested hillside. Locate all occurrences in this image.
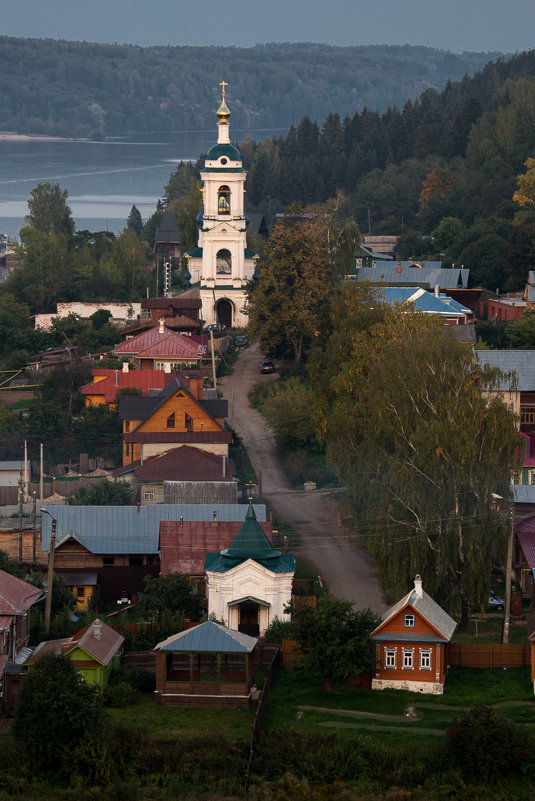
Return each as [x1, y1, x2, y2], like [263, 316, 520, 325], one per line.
[238, 49, 535, 292]
[0, 37, 497, 137]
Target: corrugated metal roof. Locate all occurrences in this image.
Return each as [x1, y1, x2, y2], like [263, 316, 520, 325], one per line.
[125, 431, 232, 444]
[80, 369, 174, 403]
[61, 572, 98, 586]
[357, 265, 469, 288]
[114, 326, 201, 358]
[205, 552, 296, 574]
[0, 461, 24, 471]
[0, 615, 14, 629]
[476, 350, 535, 391]
[28, 619, 124, 667]
[382, 287, 470, 316]
[372, 577, 456, 641]
[0, 570, 44, 615]
[40, 503, 266, 554]
[513, 484, 535, 503]
[155, 620, 257, 653]
[133, 446, 236, 483]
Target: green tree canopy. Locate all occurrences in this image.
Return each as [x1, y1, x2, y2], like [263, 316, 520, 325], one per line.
[311, 284, 520, 615]
[66, 480, 132, 506]
[126, 204, 143, 237]
[14, 653, 102, 773]
[291, 594, 379, 691]
[136, 573, 202, 622]
[25, 182, 74, 237]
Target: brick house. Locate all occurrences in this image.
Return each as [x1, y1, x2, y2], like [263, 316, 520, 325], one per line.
[371, 575, 457, 694]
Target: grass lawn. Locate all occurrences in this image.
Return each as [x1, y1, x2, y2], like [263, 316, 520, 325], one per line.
[105, 691, 255, 740]
[260, 666, 535, 741]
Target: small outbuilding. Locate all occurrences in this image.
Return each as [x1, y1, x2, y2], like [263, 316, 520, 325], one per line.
[370, 575, 457, 695]
[154, 620, 258, 707]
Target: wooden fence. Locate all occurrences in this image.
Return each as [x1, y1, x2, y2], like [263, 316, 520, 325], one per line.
[448, 643, 531, 669]
[122, 650, 157, 672]
[244, 646, 281, 792]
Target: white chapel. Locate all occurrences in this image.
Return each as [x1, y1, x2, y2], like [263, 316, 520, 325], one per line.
[186, 82, 256, 328]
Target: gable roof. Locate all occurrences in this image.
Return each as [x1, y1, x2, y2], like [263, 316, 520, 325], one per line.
[28, 618, 124, 667]
[475, 350, 535, 391]
[356, 265, 469, 289]
[371, 575, 456, 642]
[160, 517, 273, 575]
[114, 445, 236, 483]
[382, 287, 471, 318]
[515, 514, 535, 569]
[155, 620, 257, 653]
[40, 503, 267, 555]
[0, 569, 44, 615]
[119, 377, 228, 430]
[114, 325, 203, 359]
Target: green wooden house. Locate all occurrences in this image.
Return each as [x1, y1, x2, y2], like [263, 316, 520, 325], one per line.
[27, 618, 124, 688]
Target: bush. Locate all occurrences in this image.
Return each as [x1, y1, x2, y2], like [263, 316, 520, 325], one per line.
[447, 703, 534, 778]
[104, 680, 139, 707]
[263, 617, 295, 644]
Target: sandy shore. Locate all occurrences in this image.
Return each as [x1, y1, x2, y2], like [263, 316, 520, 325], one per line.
[0, 132, 79, 142]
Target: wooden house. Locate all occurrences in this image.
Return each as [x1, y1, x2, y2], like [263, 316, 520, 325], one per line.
[79, 364, 178, 408]
[371, 575, 457, 695]
[119, 375, 231, 466]
[113, 444, 236, 505]
[27, 619, 124, 688]
[114, 320, 204, 371]
[154, 620, 258, 707]
[0, 569, 44, 714]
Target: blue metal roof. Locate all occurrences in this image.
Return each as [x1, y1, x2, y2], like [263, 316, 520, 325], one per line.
[382, 287, 470, 316]
[155, 620, 257, 653]
[40, 504, 266, 554]
[205, 552, 295, 574]
[357, 265, 469, 289]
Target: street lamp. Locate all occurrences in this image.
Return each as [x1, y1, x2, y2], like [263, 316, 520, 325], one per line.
[40, 509, 57, 635]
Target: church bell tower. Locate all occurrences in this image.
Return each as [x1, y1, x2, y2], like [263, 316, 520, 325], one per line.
[187, 82, 255, 328]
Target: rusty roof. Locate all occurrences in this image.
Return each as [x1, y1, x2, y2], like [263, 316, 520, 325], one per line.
[27, 618, 124, 667]
[133, 446, 236, 482]
[160, 519, 273, 574]
[0, 569, 44, 615]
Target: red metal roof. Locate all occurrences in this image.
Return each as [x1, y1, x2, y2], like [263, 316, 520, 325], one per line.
[160, 520, 273, 575]
[114, 326, 202, 358]
[0, 615, 14, 629]
[79, 368, 176, 403]
[27, 618, 124, 667]
[137, 335, 202, 360]
[0, 569, 44, 615]
[134, 446, 236, 482]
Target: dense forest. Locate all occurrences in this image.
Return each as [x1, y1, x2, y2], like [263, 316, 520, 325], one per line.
[0, 37, 498, 137]
[234, 48, 535, 292]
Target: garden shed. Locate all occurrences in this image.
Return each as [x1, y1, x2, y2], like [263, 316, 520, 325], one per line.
[154, 620, 258, 707]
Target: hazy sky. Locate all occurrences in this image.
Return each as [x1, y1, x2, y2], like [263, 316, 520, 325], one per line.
[2, 0, 534, 53]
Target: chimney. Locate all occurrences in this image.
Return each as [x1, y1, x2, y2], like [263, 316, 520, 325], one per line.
[93, 620, 102, 640]
[158, 317, 165, 334]
[397, 262, 402, 274]
[414, 574, 423, 598]
[122, 362, 129, 373]
[222, 454, 227, 478]
[179, 515, 183, 527]
[435, 284, 440, 298]
[164, 362, 171, 374]
[212, 511, 217, 526]
[380, 275, 384, 282]
[114, 370, 119, 387]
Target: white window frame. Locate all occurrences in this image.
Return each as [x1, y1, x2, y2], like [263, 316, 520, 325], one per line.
[419, 648, 432, 671]
[402, 648, 414, 670]
[404, 613, 415, 628]
[143, 489, 155, 501]
[384, 647, 396, 669]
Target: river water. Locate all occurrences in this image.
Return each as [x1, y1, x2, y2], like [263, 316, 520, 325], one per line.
[0, 128, 280, 240]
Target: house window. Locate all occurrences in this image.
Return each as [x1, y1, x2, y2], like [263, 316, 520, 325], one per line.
[185, 412, 193, 431]
[129, 557, 143, 566]
[76, 587, 85, 598]
[530, 471, 535, 486]
[521, 406, 535, 424]
[218, 185, 231, 215]
[103, 557, 115, 565]
[167, 412, 175, 428]
[143, 490, 155, 501]
[419, 649, 432, 671]
[384, 648, 396, 669]
[141, 308, 151, 319]
[512, 472, 521, 485]
[125, 443, 130, 457]
[404, 614, 415, 628]
[216, 248, 232, 275]
[402, 649, 414, 670]
[124, 421, 130, 432]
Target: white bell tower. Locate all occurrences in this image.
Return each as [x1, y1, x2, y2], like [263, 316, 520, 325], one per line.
[187, 82, 255, 328]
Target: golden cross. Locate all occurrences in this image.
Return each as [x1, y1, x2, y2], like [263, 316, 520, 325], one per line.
[200, 185, 205, 201]
[245, 480, 256, 500]
[219, 80, 228, 97]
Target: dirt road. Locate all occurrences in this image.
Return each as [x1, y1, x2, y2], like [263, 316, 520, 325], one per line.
[219, 343, 386, 613]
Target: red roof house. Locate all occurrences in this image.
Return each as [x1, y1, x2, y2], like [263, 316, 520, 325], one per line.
[114, 321, 204, 370]
[79, 365, 178, 408]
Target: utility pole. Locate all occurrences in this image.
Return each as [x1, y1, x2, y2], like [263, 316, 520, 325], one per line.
[39, 442, 43, 505]
[502, 503, 515, 644]
[32, 492, 37, 570]
[41, 509, 57, 635]
[18, 485, 23, 566]
[210, 328, 217, 389]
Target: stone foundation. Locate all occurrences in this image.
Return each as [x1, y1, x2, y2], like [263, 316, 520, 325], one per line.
[372, 678, 444, 695]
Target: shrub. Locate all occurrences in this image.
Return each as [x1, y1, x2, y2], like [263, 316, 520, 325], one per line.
[104, 680, 139, 707]
[447, 703, 534, 778]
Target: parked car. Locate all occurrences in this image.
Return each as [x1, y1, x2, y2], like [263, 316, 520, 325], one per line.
[260, 360, 275, 374]
[234, 335, 248, 346]
[489, 591, 504, 611]
[203, 323, 219, 333]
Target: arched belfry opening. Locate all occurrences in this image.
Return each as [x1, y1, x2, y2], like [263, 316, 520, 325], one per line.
[218, 185, 231, 215]
[216, 299, 233, 329]
[216, 249, 232, 275]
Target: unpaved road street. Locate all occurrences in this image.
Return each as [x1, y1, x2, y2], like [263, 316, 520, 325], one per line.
[219, 343, 386, 613]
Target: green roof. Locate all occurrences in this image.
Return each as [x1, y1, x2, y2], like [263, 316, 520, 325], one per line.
[222, 502, 280, 560]
[206, 143, 242, 161]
